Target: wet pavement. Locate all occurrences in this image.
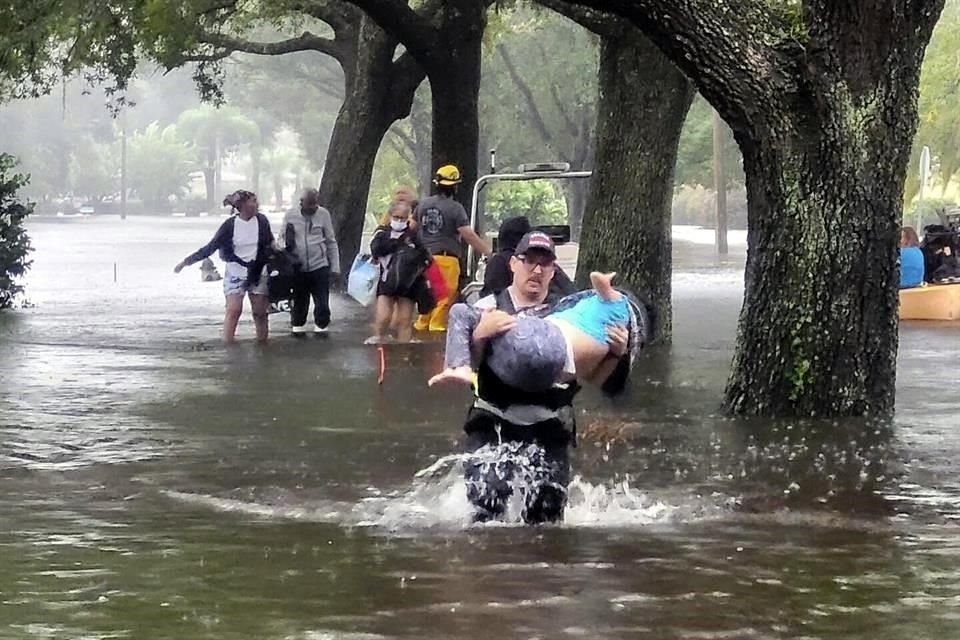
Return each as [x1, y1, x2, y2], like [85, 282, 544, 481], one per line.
[1, 215, 958, 639]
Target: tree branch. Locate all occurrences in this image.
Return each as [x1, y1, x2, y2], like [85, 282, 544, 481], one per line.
[199, 30, 346, 61]
[293, 0, 358, 33]
[531, 38, 581, 137]
[176, 50, 234, 64]
[339, 0, 438, 58]
[497, 43, 557, 154]
[564, 0, 793, 137]
[534, 0, 622, 37]
[384, 51, 427, 121]
[389, 127, 418, 167]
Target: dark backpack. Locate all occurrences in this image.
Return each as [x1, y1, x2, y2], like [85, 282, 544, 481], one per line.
[382, 244, 430, 296]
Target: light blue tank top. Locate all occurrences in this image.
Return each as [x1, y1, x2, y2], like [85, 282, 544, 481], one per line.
[548, 293, 630, 343]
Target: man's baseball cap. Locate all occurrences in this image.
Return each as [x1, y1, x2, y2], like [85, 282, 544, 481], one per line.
[514, 230, 556, 259]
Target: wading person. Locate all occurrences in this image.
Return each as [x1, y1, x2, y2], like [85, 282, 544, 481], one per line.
[283, 188, 340, 334]
[447, 231, 647, 524]
[413, 164, 492, 332]
[174, 190, 274, 344]
[367, 201, 429, 343]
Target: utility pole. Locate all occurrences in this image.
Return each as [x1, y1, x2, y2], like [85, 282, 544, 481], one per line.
[120, 107, 128, 220]
[713, 108, 728, 255]
[916, 145, 930, 232]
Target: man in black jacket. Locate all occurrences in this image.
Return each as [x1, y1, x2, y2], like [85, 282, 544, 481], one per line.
[481, 216, 575, 299]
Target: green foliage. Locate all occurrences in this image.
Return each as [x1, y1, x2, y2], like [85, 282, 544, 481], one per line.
[0, 154, 34, 309]
[767, 0, 807, 41]
[258, 140, 305, 209]
[672, 184, 748, 229]
[176, 104, 260, 164]
[69, 138, 118, 199]
[482, 181, 567, 230]
[479, 7, 597, 170]
[126, 122, 196, 210]
[909, 0, 960, 201]
[0, 0, 141, 106]
[366, 140, 419, 229]
[674, 94, 744, 189]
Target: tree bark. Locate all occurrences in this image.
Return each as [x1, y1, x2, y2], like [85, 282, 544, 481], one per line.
[565, 0, 944, 415]
[318, 19, 425, 274]
[724, 96, 920, 416]
[342, 0, 491, 216]
[421, 0, 486, 216]
[574, 27, 694, 345]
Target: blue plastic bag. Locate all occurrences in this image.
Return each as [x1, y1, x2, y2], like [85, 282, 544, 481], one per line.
[347, 253, 379, 307]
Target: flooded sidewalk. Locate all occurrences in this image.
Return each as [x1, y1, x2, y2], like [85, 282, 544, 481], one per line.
[1, 216, 959, 639]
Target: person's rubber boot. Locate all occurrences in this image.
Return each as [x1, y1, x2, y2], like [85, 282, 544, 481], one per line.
[313, 324, 329, 334]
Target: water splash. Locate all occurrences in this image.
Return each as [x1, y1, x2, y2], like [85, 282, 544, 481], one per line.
[161, 443, 685, 531]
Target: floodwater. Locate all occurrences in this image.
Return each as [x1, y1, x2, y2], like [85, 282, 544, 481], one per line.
[1, 215, 958, 639]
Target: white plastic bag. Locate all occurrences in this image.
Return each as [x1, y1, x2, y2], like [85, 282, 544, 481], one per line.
[347, 253, 379, 307]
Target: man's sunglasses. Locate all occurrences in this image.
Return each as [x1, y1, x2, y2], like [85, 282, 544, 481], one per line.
[516, 253, 556, 269]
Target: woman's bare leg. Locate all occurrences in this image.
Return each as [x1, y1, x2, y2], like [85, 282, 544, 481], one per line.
[369, 296, 395, 342]
[394, 299, 415, 342]
[223, 294, 244, 344]
[249, 293, 270, 343]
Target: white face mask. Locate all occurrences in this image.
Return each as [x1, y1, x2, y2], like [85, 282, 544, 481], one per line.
[390, 219, 408, 232]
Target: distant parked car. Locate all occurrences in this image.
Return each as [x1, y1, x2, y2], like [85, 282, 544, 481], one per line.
[78, 202, 96, 215]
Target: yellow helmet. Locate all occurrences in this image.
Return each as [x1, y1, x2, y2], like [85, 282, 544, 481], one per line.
[433, 164, 462, 186]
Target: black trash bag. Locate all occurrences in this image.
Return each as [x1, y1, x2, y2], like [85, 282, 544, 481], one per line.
[267, 250, 297, 305]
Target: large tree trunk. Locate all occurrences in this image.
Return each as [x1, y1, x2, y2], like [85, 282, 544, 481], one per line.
[318, 20, 425, 275]
[423, 0, 485, 216]
[565, 0, 943, 416]
[724, 104, 917, 416]
[575, 28, 693, 344]
[718, 10, 941, 417]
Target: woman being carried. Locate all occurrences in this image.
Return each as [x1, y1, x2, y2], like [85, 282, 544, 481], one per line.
[429, 271, 630, 392]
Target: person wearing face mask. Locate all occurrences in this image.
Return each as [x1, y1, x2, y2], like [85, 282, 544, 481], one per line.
[283, 188, 341, 334]
[367, 201, 431, 343]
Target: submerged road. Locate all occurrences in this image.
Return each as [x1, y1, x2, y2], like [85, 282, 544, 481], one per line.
[0, 216, 958, 639]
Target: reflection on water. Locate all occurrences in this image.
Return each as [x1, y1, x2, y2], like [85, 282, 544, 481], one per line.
[1, 216, 959, 638]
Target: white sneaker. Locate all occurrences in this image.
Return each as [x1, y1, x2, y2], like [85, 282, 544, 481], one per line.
[313, 325, 329, 334]
[291, 325, 307, 334]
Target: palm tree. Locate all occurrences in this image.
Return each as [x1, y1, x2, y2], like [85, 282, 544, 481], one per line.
[258, 145, 300, 210]
[126, 122, 195, 210]
[176, 105, 260, 210]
